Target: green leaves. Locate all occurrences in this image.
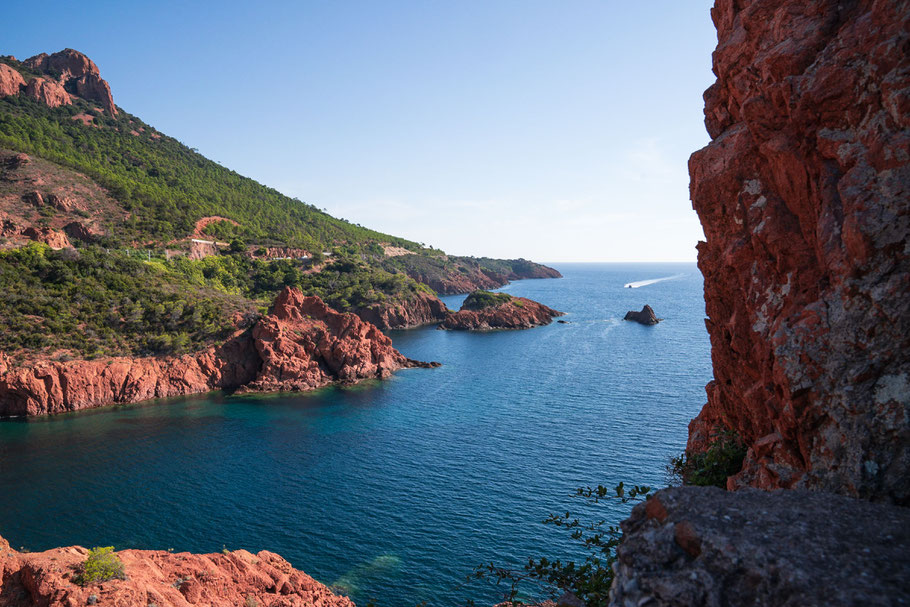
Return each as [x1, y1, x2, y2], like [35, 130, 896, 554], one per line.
[77, 546, 125, 585]
[469, 482, 652, 607]
[667, 429, 746, 488]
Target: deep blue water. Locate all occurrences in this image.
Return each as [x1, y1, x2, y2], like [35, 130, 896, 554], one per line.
[0, 263, 711, 606]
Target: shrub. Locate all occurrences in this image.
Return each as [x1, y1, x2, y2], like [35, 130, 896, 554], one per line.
[461, 290, 512, 310]
[78, 546, 125, 584]
[667, 429, 747, 488]
[469, 482, 651, 607]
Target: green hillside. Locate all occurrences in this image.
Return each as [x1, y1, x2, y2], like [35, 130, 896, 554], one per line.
[0, 62, 416, 251]
[0, 51, 560, 362]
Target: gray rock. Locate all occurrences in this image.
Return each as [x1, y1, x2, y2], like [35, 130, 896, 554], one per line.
[609, 486, 910, 607]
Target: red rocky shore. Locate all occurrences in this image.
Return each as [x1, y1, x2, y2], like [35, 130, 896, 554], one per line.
[0, 534, 353, 607]
[0, 287, 437, 417]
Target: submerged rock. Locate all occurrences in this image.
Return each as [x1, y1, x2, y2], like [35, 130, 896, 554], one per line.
[623, 305, 659, 325]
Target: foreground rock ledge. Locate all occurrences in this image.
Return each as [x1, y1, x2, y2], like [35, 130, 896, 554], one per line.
[609, 486, 910, 607]
[0, 534, 353, 607]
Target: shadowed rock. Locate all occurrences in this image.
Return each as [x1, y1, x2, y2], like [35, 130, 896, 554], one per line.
[609, 487, 910, 607]
[623, 305, 659, 325]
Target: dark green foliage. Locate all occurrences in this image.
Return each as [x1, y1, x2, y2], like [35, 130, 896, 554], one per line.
[667, 430, 747, 488]
[468, 483, 652, 607]
[77, 546, 125, 585]
[0, 244, 245, 359]
[170, 254, 433, 312]
[0, 94, 419, 251]
[461, 290, 512, 310]
[0, 243, 434, 361]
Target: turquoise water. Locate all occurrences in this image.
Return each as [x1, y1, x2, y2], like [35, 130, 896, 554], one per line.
[0, 263, 711, 606]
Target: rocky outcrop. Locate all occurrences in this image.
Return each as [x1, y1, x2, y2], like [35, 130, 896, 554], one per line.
[20, 226, 71, 249]
[245, 288, 436, 392]
[23, 77, 72, 108]
[25, 49, 117, 115]
[0, 64, 25, 97]
[354, 291, 449, 329]
[440, 293, 563, 331]
[623, 305, 660, 326]
[687, 0, 910, 502]
[609, 487, 910, 607]
[0, 288, 436, 417]
[0, 534, 353, 607]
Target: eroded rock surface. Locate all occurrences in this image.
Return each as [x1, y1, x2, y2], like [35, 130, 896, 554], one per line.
[0, 534, 353, 607]
[354, 291, 449, 329]
[0, 64, 25, 97]
[609, 487, 910, 607]
[688, 0, 910, 502]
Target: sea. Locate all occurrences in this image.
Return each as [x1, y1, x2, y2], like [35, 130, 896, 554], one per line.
[0, 262, 712, 606]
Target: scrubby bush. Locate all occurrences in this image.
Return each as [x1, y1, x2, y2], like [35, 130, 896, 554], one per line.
[667, 429, 747, 488]
[78, 546, 125, 584]
[469, 482, 651, 607]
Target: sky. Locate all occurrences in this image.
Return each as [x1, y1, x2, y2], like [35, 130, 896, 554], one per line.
[2, 1, 717, 262]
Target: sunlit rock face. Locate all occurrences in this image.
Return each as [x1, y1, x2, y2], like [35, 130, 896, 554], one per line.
[687, 0, 909, 503]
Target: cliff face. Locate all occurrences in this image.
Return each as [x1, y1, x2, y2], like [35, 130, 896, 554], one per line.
[688, 0, 910, 502]
[0, 534, 353, 607]
[353, 291, 449, 329]
[0, 288, 434, 417]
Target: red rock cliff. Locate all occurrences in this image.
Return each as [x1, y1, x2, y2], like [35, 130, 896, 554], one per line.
[0, 288, 434, 417]
[24, 49, 117, 115]
[0, 534, 353, 607]
[353, 291, 449, 329]
[688, 0, 910, 503]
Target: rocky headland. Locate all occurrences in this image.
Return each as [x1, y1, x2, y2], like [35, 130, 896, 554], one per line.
[622, 305, 660, 326]
[0, 534, 353, 607]
[394, 256, 562, 295]
[610, 0, 910, 604]
[0, 287, 435, 417]
[440, 290, 563, 331]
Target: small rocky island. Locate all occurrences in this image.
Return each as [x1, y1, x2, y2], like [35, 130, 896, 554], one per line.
[623, 305, 660, 325]
[440, 290, 563, 331]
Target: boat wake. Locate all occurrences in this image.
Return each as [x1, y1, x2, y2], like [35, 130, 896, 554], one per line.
[623, 274, 684, 289]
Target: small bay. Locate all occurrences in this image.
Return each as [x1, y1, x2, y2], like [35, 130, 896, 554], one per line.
[0, 262, 711, 606]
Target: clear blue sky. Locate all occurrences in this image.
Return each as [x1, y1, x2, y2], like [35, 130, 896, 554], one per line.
[3, 1, 717, 262]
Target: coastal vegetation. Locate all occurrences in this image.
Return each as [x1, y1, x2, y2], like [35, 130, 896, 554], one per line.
[461, 290, 513, 310]
[667, 430, 747, 488]
[0, 243, 434, 361]
[469, 483, 652, 607]
[77, 546, 125, 585]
